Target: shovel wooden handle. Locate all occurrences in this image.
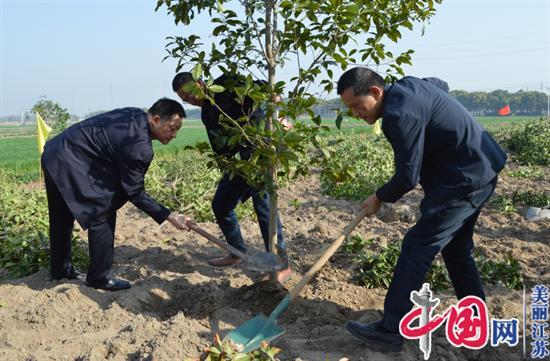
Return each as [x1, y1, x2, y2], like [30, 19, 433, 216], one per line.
[188, 223, 248, 260]
[288, 207, 370, 300]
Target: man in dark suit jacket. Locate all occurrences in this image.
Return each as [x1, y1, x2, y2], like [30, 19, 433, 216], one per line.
[41, 98, 191, 291]
[172, 72, 291, 283]
[337, 67, 507, 352]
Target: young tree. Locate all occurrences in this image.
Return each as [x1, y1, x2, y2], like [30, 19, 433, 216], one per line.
[156, 0, 442, 277]
[31, 96, 70, 133]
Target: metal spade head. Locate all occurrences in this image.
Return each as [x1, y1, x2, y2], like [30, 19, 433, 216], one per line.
[224, 314, 286, 353]
[242, 252, 287, 272]
[186, 223, 287, 273]
[224, 294, 291, 352]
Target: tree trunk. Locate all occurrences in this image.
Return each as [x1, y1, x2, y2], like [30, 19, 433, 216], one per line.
[265, 0, 279, 282]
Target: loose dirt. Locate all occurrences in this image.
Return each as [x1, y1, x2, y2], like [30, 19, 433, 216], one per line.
[1, 162, 548, 361]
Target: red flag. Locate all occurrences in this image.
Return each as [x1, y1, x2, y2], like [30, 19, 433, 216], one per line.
[498, 104, 511, 116]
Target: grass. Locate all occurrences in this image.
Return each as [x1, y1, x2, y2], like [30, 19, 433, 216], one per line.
[0, 121, 207, 181]
[0, 125, 36, 138]
[0, 118, 366, 180]
[475, 115, 539, 126]
[153, 122, 208, 156]
[0, 115, 537, 182]
[0, 137, 41, 181]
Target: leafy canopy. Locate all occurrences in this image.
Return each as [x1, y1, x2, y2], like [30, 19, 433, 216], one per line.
[31, 96, 70, 134]
[156, 0, 442, 190]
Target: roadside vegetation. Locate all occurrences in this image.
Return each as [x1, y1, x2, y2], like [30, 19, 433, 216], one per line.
[342, 235, 523, 291]
[146, 149, 254, 222]
[487, 117, 549, 166]
[0, 117, 546, 289]
[320, 132, 394, 200]
[0, 169, 87, 278]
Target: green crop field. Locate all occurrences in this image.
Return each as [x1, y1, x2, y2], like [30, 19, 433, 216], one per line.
[476, 116, 539, 126]
[0, 125, 36, 138]
[0, 120, 207, 181]
[0, 115, 540, 181]
[0, 137, 40, 180]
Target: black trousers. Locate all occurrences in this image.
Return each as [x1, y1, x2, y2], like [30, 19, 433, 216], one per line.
[43, 169, 116, 283]
[212, 173, 285, 253]
[381, 177, 498, 332]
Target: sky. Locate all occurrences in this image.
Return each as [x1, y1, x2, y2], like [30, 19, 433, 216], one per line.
[0, 0, 549, 117]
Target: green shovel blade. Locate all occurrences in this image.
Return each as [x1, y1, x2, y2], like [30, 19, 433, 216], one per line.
[225, 295, 290, 352]
[224, 314, 285, 352]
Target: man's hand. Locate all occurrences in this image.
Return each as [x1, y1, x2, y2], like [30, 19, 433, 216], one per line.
[272, 94, 293, 130]
[278, 116, 293, 130]
[362, 193, 382, 216]
[272, 94, 283, 103]
[166, 212, 194, 231]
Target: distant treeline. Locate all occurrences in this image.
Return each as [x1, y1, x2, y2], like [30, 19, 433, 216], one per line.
[311, 90, 548, 118]
[0, 115, 21, 123]
[1, 89, 547, 123]
[0, 114, 81, 124]
[83, 107, 206, 119]
[450, 89, 547, 116]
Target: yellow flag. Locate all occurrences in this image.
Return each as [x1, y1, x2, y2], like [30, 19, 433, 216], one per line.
[373, 119, 382, 135]
[36, 112, 52, 154]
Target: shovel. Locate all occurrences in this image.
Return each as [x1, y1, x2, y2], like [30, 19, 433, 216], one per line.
[224, 207, 370, 352]
[188, 223, 286, 273]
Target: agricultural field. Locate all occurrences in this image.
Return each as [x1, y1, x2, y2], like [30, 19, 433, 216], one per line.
[0, 125, 36, 138]
[0, 116, 548, 360]
[0, 116, 538, 181]
[0, 120, 207, 181]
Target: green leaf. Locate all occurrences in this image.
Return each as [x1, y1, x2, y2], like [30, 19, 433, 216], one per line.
[312, 116, 321, 126]
[280, 151, 299, 162]
[213, 25, 227, 36]
[192, 63, 203, 80]
[335, 113, 343, 130]
[208, 84, 225, 93]
[208, 346, 220, 356]
[234, 353, 251, 361]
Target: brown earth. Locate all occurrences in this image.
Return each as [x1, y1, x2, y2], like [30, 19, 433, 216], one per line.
[0, 163, 548, 361]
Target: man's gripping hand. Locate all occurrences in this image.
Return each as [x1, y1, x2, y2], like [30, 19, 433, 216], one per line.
[362, 193, 382, 217]
[166, 212, 194, 231]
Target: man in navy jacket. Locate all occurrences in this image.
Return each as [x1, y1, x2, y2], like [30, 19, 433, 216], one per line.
[172, 72, 291, 283]
[337, 67, 507, 351]
[41, 98, 191, 291]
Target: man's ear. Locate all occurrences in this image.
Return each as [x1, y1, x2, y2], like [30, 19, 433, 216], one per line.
[369, 86, 383, 101]
[151, 115, 161, 127]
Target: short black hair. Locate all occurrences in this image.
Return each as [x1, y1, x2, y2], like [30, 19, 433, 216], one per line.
[148, 98, 186, 121]
[337, 67, 386, 96]
[172, 72, 195, 92]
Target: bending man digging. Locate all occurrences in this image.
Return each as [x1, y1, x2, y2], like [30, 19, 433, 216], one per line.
[172, 72, 291, 283]
[337, 67, 506, 352]
[42, 98, 192, 291]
